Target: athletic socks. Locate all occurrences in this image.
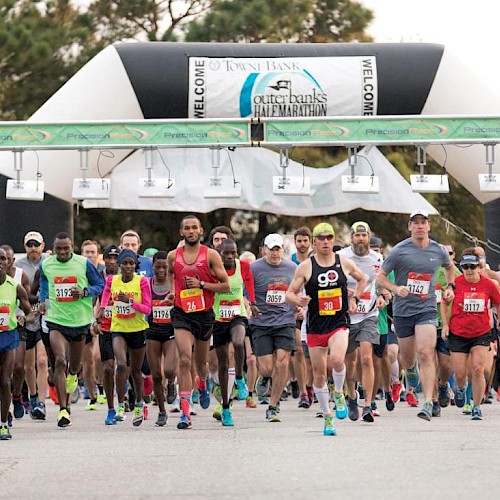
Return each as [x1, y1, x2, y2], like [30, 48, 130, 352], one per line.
[313, 384, 330, 415]
[391, 361, 400, 384]
[180, 391, 191, 415]
[227, 368, 236, 397]
[332, 366, 346, 393]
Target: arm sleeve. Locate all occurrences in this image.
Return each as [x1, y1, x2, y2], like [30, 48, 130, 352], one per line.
[39, 264, 48, 302]
[99, 275, 113, 308]
[131, 277, 152, 315]
[240, 260, 256, 303]
[86, 260, 105, 297]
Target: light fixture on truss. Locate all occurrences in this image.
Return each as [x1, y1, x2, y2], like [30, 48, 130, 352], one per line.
[410, 145, 449, 193]
[272, 148, 311, 195]
[6, 150, 45, 201]
[138, 148, 175, 198]
[478, 143, 500, 192]
[341, 146, 380, 193]
[72, 149, 111, 199]
[204, 147, 241, 198]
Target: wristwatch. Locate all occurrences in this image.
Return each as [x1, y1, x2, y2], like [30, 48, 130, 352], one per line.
[353, 296, 360, 304]
[83, 288, 89, 298]
[446, 283, 456, 290]
[200, 281, 205, 289]
[128, 298, 134, 305]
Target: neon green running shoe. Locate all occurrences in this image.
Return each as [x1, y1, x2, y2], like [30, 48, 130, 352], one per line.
[323, 415, 337, 436]
[66, 373, 78, 394]
[212, 404, 222, 420]
[0, 425, 12, 440]
[97, 394, 107, 405]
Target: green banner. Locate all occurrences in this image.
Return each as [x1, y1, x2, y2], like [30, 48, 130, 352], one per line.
[0, 120, 250, 149]
[263, 117, 500, 145]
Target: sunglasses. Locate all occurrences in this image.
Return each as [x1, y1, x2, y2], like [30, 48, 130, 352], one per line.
[26, 241, 42, 248]
[461, 264, 478, 270]
[316, 234, 334, 241]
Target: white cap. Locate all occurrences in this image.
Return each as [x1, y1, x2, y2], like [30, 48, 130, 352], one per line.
[24, 231, 44, 244]
[264, 233, 284, 249]
[409, 209, 429, 220]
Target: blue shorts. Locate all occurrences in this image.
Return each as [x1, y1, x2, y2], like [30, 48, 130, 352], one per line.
[393, 311, 438, 339]
[436, 329, 450, 356]
[0, 329, 20, 353]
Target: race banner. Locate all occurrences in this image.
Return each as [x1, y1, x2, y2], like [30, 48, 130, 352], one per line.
[188, 56, 378, 118]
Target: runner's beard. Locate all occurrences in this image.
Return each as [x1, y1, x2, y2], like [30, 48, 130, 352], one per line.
[353, 243, 369, 256]
[185, 236, 200, 246]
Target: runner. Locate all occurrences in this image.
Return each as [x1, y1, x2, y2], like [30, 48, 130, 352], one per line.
[145, 251, 178, 427]
[97, 249, 152, 427]
[166, 215, 229, 430]
[120, 230, 154, 278]
[286, 223, 366, 436]
[441, 249, 500, 420]
[38, 232, 104, 428]
[212, 239, 257, 426]
[0, 248, 34, 440]
[291, 227, 313, 265]
[377, 210, 455, 421]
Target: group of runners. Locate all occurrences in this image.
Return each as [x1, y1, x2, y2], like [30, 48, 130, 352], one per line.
[1, 209, 499, 440]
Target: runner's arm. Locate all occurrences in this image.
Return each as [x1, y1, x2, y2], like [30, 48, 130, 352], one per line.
[240, 259, 256, 303]
[286, 260, 311, 307]
[85, 260, 105, 297]
[130, 276, 152, 315]
[207, 249, 230, 293]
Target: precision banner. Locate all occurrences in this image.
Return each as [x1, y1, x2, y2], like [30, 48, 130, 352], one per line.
[188, 56, 378, 118]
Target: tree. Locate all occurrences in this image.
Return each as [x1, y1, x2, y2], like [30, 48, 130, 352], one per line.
[185, 0, 373, 43]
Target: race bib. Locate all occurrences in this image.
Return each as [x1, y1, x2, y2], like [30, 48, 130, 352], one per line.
[218, 300, 241, 322]
[152, 300, 173, 323]
[31, 303, 39, 314]
[407, 272, 431, 298]
[54, 276, 77, 302]
[180, 288, 205, 313]
[318, 288, 342, 315]
[114, 300, 135, 319]
[463, 292, 486, 313]
[104, 306, 113, 319]
[435, 284, 442, 304]
[266, 284, 287, 305]
[0, 305, 10, 331]
[356, 292, 372, 314]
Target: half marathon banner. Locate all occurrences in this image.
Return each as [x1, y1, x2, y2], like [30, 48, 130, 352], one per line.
[188, 57, 378, 119]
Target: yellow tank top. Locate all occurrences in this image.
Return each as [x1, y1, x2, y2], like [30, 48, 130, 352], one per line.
[109, 274, 148, 333]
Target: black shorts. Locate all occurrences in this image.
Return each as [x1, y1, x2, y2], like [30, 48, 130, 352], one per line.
[18, 325, 28, 342]
[146, 327, 175, 343]
[250, 324, 296, 357]
[26, 329, 42, 351]
[85, 332, 94, 345]
[41, 330, 51, 350]
[373, 333, 388, 359]
[112, 331, 146, 350]
[448, 331, 491, 354]
[436, 329, 450, 356]
[171, 307, 214, 342]
[212, 317, 248, 348]
[99, 331, 114, 362]
[46, 321, 89, 343]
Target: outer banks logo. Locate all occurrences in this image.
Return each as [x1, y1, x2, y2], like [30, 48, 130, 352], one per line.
[240, 71, 328, 118]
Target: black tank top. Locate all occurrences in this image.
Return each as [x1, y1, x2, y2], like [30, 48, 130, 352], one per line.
[148, 278, 174, 334]
[305, 254, 349, 334]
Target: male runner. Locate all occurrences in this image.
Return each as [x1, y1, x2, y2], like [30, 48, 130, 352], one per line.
[120, 230, 154, 278]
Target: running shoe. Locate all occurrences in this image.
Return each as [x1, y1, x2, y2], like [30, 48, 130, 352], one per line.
[438, 383, 450, 408]
[471, 405, 483, 420]
[362, 406, 374, 423]
[31, 401, 46, 420]
[105, 409, 117, 425]
[298, 395, 311, 409]
[306, 386, 314, 406]
[462, 404, 472, 415]
[0, 425, 12, 440]
[357, 385, 365, 407]
[57, 408, 71, 428]
[66, 373, 78, 395]
[246, 396, 257, 408]
[315, 410, 324, 418]
[13, 397, 24, 419]
[143, 375, 153, 398]
[256, 376, 271, 398]
[266, 405, 281, 422]
[70, 387, 80, 404]
[177, 413, 192, 430]
[385, 392, 395, 412]
[290, 380, 300, 399]
[371, 401, 380, 417]
[212, 404, 222, 421]
[132, 405, 144, 427]
[405, 366, 420, 388]
[97, 393, 107, 405]
[155, 411, 168, 427]
[189, 402, 197, 416]
[391, 383, 402, 404]
[432, 401, 441, 417]
[221, 408, 234, 427]
[170, 396, 180, 413]
[333, 392, 348, 420]
[323, 415, 337, 436]
[49, 385, 59, 404]
[191, 389, 199, 404]
[280, 389, 288, 402]
[85, 401, 97, 411]
[258, 396, 269, 405]
[115, 405, 126, 422]
[236, 379, 249, 400]
[399, 389, 406, 403]
[7, 412, 13, 428]
[328, 383, 336, 401]
[455, 386, 466, 408]
[348, 397, 359, 421]
[196, 376, 211, 409]
[166, 380, 177, 405]
[417, 402, 432, 421]
[405, 392, 419, 407]
[212, 383, 222, 403]
[143, 404, 149, 420]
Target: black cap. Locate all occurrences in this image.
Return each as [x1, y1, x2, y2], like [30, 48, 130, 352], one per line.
[103, 244, 119, 258]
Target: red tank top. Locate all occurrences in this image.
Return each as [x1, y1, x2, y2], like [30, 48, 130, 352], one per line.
[173, 245, 216, 311]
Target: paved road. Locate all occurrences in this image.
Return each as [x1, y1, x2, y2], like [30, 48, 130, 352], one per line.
[1, 395, 499, 499]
